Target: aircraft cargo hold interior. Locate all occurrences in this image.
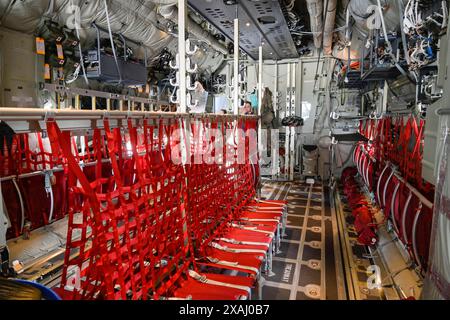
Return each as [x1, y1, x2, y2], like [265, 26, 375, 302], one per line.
[0, 0, 449, 302]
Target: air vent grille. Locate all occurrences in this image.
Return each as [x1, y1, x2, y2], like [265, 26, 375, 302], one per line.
[189, 0, 298, 60]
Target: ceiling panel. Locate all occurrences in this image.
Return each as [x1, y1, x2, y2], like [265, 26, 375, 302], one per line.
[188, 0, 299, 60]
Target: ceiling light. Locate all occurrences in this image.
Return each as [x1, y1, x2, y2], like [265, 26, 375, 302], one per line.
[246, 22, 250, 27]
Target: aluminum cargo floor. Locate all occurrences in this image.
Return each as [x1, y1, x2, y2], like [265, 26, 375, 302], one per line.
[259, 180, 345, 300]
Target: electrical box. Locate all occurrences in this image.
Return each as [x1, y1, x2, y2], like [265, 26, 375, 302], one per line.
[0, 28, 44, 108]
[85, 50, 147, 86]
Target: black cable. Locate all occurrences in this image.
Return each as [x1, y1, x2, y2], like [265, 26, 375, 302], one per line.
[313, 0, 330, 91]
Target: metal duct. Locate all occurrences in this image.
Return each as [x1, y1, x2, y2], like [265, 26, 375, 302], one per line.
[306, 0, 324, 49]
[348, 0, 403, 35]
[0, 0, 173, 56]
[0, 0, 224, 72]
[159, 4, 228, 56]
[323, 0, 337, 55]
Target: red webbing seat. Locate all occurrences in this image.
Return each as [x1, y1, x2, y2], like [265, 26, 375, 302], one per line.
[225, 227, 274, 242]
[378, 173, 400, 228]
[230, 162, 281, 222]
[204, 248, 265, 267]
[1, 180, 24, 239]
[354, 144, 364, 178]
[400, 194, 422, 248]
[391, 184, 420, 246]
[239, 211, 281, 221]
[46, 119, 254, 300]
[366, 157, 375, 191]
[380, 118, 391, 162]
[0, 131, 70, 240]
[19, 132, 61, 173]
[195, 258, 261, 277]
[378, 169, 397, 217]
[0, 134, 20, 177]
[246, 204, 285, 211]
[392, 183, 409, 241]
[17, 172, 68, 227]
[350, 116, 435, 269]
[361, 152, 374, 189]
[249, 200, 287, 206]
[213, 239, 269, 252]
[411, 205, 433, 272]
[376, 164, 391, 207]
[184, 117, 281, 280]
[172, 276, 250, 300]
[353, 143, 361, 169]
[341, 167, 378, 245]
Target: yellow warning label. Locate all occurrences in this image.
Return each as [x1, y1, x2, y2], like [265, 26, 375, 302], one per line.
[56, 44, 64, 60]
[44, 64, 51, 80]
[58, 68, 65, 80]
[36, 37, 45, 55]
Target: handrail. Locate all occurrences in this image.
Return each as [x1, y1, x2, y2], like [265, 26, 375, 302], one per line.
[363, 154, 433, 210]
[392, 171, 433, 209]
[0, 108, 260, 121]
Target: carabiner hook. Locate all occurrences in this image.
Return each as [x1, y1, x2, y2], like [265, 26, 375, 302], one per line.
[186, 39, 199, 56]
[169, 54, 180, 70]
[187, 93, 199, 110]
[331, 137, 338, 145]
[170, 89, 179, 104]
[186, 57, 198, 74]
[170, 72, 180, 87]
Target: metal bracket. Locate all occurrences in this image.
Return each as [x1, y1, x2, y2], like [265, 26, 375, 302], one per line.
[44, 110, 56, 122]
[186, 57, 198, 73]
[170, 72, 180, 87]
[185, 39, 199, 56]
[169, 54, 180, 70]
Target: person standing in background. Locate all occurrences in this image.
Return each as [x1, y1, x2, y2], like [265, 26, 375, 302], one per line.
[240, 101, 254, 115]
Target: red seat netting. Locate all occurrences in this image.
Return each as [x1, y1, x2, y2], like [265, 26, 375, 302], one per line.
[13, 116, 268, 300]
[348, 116, 435, 272]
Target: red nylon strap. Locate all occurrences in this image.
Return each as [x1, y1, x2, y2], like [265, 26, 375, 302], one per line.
[5, 117, 265, 300]
[341, 167, 378, 244]
[104, 119, 123, 188]
[46, 121, 106, 300]
[52, 119, 194, 300]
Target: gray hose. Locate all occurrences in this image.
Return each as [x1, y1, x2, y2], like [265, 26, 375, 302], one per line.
[103, 0, 122, 84]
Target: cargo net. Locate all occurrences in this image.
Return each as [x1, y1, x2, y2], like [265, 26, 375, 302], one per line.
[0, 129, 74, 239]
[185, 118, 259, 258]
[351, 116, 434, 274]
[0, 125, 118, 239]
[42, 118, 195, 300]
[39, 117, 260, 300]
[358, 117, 433, 192]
